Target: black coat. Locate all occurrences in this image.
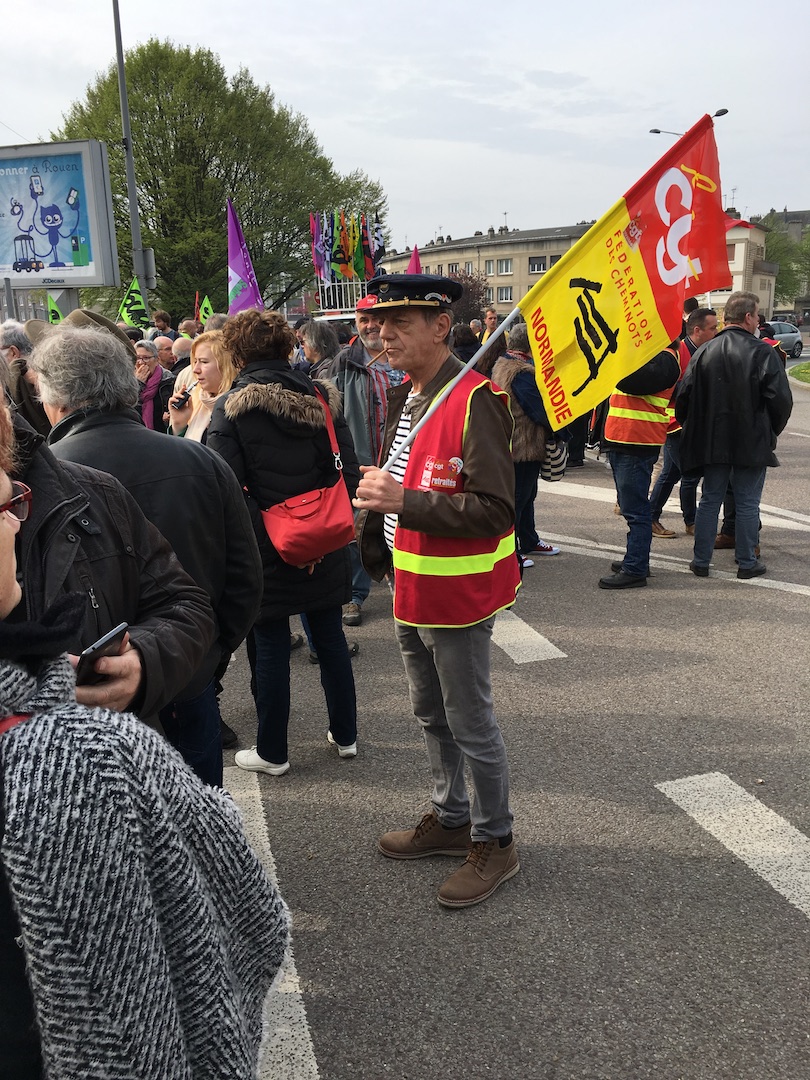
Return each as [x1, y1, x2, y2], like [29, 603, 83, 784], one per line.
[206, 359, 359, 623]
[674, 326, 793, 474]
[47, 408, 263, 698]
[11, 417, 216, 718]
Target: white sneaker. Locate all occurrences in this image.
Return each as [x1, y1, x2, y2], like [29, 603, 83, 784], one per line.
[234, 748, 290, 775]
[521, 558, 535, 568]
[327, 731, 357, 758]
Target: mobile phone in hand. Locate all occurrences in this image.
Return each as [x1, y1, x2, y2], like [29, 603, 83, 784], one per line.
[75, 623, 129, 686]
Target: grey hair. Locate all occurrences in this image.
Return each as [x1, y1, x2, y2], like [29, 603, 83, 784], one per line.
[723, 291, 759, 325]
[0, 320, 33, 356]
[135, 338, 158, 359]
[30, 326, 140, 412]
[303, 319, 340, 360]
[204, 313, 229, 330]
[507, 323, 530, 353]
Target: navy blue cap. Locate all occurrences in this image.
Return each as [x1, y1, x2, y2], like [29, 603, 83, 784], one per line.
[366, 274, 463, 310]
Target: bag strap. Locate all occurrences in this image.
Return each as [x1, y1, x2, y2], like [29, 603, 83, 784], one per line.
[312, 384, 344, 473]
[0, 713, 32, 736]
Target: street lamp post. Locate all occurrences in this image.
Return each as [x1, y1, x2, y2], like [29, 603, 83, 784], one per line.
[649, 108, 728, 137]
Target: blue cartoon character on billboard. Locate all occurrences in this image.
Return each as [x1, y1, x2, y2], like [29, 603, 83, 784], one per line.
[21, 168, 81, 267]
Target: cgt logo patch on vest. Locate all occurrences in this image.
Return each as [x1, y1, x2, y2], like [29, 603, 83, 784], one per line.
[418, 455, 464, 492]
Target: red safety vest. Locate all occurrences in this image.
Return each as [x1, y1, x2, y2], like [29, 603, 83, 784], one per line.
[392, 372, 521, 628]
[604, 349, 678, 446]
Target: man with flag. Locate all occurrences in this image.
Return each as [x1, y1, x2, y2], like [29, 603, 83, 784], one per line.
[354, 274, 521, 909]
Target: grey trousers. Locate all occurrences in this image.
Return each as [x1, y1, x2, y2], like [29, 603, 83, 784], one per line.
[394, 617, 513, 842]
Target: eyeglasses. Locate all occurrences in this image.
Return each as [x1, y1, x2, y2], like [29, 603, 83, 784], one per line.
[0, 481, 32, 522]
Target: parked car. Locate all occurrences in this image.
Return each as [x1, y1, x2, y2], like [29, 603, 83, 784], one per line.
[768, 321, 803, 358]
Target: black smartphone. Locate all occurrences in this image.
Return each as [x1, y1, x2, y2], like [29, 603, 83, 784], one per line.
[75, 622, 129, 685]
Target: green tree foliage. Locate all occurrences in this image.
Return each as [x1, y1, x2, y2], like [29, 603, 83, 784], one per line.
[448, 269, 489, 325]
[754, 210, 809, 306]
[57, 41, 387, 318]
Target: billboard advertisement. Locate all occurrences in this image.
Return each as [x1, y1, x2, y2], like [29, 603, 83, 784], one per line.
[0, 139, 120, 288]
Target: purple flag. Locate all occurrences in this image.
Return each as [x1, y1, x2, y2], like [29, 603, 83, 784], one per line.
[227, 198, 264, 315]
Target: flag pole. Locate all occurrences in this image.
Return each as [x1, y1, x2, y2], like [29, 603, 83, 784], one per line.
[381, 305, 522, 473]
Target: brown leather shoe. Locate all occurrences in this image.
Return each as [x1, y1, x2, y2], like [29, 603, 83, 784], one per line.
[714, 533, 735, 549]
[437, 838, 520, 908]
[651, 520, 677, 538]
[685, 523, 695, 535]
[378, 812, 471, 860]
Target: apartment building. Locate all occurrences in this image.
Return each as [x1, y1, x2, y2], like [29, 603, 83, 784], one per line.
[383, 215, 779, 320]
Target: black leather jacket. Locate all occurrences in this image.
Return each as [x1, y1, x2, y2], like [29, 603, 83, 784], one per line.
[11, 417, 215, 718]
[47, 408, 262, 699]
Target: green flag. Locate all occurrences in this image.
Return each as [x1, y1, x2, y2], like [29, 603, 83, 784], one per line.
[352, 214, 365, 280]
[47, 294, 62, 324]
[199, 295, 214, 324]
[118, 277, 150, 328]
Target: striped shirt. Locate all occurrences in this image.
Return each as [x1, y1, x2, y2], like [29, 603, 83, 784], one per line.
[383, 392, 418, 553]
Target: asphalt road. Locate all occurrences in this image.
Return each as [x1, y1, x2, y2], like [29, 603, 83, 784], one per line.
[221, 375, 810, 1080]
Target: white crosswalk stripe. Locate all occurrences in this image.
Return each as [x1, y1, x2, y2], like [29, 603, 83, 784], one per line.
[656, 772, 810, 920]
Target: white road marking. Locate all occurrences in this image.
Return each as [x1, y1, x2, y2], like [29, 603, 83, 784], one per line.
[493, 609, 567, 663]
[544, 482, 810, 532]
[656, 772, 810, 920]
[538, 532, 810, 597]
[225, 767, 321, 1080]
[785, 431, 810, 438]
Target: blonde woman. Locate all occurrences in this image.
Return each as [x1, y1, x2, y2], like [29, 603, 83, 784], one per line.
[168, 331, 238, 442]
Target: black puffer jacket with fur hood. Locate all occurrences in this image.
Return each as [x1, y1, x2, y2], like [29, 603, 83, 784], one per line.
[207, 359, 360, 622]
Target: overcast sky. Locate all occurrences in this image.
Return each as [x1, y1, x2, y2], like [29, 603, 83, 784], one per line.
[4, 0, 808, 255]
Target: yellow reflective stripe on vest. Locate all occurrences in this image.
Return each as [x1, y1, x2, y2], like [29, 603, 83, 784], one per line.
[393, 533, 516, 577]
[609, 407, 669, 423]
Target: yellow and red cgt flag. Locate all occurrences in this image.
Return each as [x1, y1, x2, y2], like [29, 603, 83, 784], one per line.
[518, 115, 731, 430]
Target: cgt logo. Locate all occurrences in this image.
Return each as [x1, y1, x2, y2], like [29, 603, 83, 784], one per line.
[653, 167, 711, 287]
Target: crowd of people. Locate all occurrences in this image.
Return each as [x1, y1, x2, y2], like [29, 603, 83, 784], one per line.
[0, 277, 795, 1073]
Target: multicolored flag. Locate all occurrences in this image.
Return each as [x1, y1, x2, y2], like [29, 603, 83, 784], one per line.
[194, 291, 200, 322]
[352, 214, 365, 281]
[517, 114, 731, 430]
[46, 294, 62, 325]
[321, 212, 334, 282]
[227, 198, 264, 315]
[118, 277, 150, 328]
[331, 210, 353, 280]
[373, 213, 385, 267]
[361, 214, 375, 280]
[406, 245, 422, 274]
[199, 295, 214, 324]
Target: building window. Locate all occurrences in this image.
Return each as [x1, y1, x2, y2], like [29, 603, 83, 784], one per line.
[497, 286, 513, 303]
[423, 265, 430, 274]
[497, 258, 513, 275]
[436, 265, 443, 276]
[485, 259, 494, 276]
[448, 262, 459, 274]
[485, 287, 494, 303]
[549, 254, 561, 266]
[465, 261, 473, 274]
[529, 256, 546, 273]
[726, 244, 736, 262]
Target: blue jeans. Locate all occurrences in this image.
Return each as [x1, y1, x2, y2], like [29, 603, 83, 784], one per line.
[611, 449, 659, 577]
[394, 618, 513, 842]
[252, 608, 357, 764]
[649, 432, 698, 527]
[159, 678, 223, 787]
[349, 541, 371, 606]
[514, 460, 541, 555]
[693, 464, 766, 571]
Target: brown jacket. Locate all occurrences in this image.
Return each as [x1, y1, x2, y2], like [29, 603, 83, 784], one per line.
[490, 354, 547, 462]
[357, 355, 515, 581]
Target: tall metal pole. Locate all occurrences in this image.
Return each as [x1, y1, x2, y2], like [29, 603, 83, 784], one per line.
[112, 0, 151, 313]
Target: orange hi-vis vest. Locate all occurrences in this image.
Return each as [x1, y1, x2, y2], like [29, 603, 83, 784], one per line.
[392, 371, 521, 628]
[604, 350, 677, 447]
